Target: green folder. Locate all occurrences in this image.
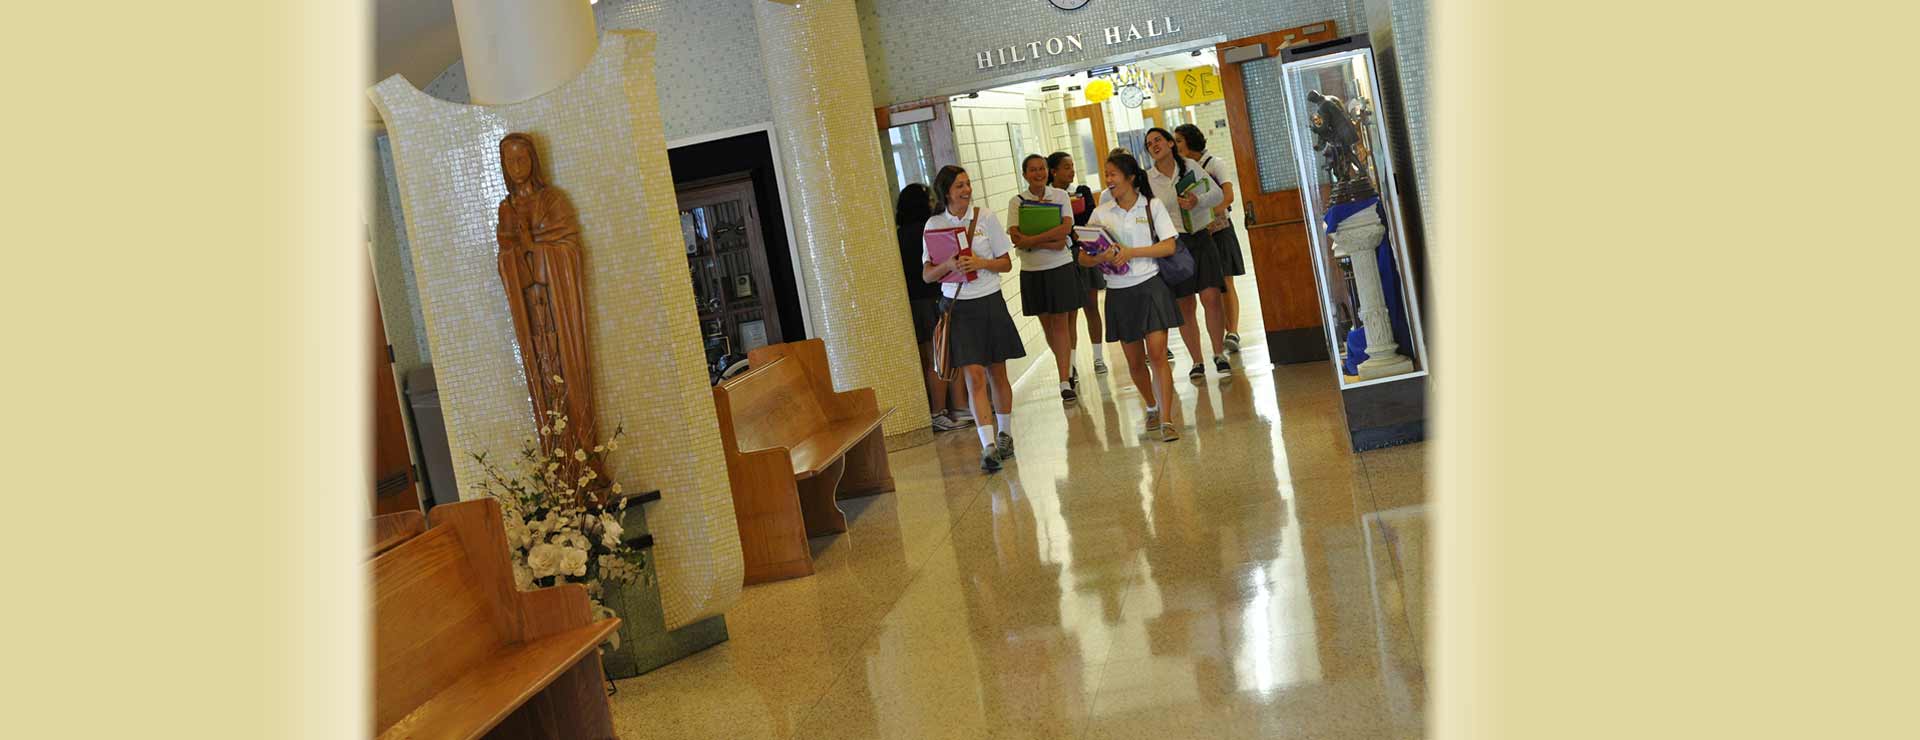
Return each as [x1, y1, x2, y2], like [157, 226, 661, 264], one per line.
[1018, 201, 1064, 236]
[1175, 169, 1201, 232]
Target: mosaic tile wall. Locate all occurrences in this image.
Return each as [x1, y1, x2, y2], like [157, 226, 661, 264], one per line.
[1242, 55, 1301, 194]
[370, 30, 743, 629]
[858, 0, 1368, 105]
[1387, 0, 1430, 230]
[423, 0, 774, 144]
[756, 0, 933, 445]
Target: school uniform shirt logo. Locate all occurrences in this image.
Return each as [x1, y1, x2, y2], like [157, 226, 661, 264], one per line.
[1048, 0, 1091, 10]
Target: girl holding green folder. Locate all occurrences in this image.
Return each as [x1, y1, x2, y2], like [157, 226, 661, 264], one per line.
[1005, 154, 1084, 404]
[1144, 127, 1232, 382]
[1049, 151, 1110, 377]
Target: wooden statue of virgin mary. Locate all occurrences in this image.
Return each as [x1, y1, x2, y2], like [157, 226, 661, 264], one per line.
[494, 133, 602, 476]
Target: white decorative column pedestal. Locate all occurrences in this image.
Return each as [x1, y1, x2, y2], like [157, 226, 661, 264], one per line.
[1330, 204, 1415, 380]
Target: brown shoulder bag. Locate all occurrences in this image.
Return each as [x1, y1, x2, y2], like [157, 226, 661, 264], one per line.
[930, 207, 981, 381]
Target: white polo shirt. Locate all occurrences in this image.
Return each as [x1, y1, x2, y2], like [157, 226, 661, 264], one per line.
[1145, 156, 1222, 234]
[921, 207, 1014, 300]
[1086, 194, 1179, 290]
[1005, 185, 1074, 272]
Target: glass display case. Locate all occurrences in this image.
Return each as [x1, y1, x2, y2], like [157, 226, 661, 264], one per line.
[1281, 41, 1429, 389]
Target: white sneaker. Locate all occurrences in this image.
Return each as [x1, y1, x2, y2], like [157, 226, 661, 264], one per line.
[1093, 357, 1109, 374]
[951, 408, 974, 423]
[931, 413, 965, 432]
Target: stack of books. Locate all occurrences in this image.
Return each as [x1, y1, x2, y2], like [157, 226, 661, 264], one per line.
[1073, 226, 1130, 276]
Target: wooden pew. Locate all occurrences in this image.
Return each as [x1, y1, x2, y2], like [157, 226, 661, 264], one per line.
[369, 510, 426, 559]
[715, 338, 896, 584]
[371, 498, 621, 740]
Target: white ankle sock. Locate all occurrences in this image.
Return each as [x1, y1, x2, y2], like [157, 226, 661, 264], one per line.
[1092, 341, 1103, 354]
[995, 413, 1013, 436]
[1058, 381, 1072, 391]
[977, 425, 997, 449]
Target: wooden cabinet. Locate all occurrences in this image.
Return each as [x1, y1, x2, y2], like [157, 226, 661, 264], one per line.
[679, 178, 782, 382]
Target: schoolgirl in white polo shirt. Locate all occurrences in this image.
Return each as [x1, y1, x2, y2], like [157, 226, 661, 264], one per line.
[1175, 123, 1247, 354]
[1078, 150, 1186, 442]
[1005, 154, 1083, 405]
[1145, 127, 1231, 382]
[922, 165, 1026, 472]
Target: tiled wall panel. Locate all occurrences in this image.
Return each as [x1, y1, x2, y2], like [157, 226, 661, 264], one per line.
[370, 31, 742, 629]
[858, 0, 1368, 105]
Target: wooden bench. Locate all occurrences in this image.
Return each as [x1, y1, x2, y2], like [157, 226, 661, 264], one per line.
[370, 498, 621, 740]
[714, 339, 896, 584]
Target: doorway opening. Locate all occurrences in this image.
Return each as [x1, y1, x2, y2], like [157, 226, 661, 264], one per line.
[927, 46, 1267, 384]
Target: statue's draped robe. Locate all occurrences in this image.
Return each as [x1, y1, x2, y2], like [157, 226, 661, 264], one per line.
[497, 186, 602, 478]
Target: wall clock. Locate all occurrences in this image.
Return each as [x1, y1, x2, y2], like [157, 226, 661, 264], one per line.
[1049, 0, 1091, 10]
[1118, 84, 1144, 108]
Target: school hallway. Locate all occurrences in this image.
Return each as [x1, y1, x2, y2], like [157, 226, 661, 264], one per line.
[606, 268, 1431, 739]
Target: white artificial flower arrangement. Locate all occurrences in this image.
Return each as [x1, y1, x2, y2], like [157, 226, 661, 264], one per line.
[470, 376, 650, 650]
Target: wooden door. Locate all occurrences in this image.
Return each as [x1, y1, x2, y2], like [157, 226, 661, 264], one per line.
[1065, 102, 1110, 181]
[1141, 106, 1166, 132]
[1217, 21, 1341, 363]
[370, 271, 420, 516]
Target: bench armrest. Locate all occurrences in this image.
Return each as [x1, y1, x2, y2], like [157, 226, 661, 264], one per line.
[517, 582, 599, 642]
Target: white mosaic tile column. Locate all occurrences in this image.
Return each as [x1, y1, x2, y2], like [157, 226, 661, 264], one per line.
[369, 30, 742, 629]
[755, 0, 932, 449]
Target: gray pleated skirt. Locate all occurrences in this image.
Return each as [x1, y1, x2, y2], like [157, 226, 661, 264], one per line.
[1019, 263, 1086, 316]
[947, 291, 1028, 368]
[1103, 276, 1183, 344]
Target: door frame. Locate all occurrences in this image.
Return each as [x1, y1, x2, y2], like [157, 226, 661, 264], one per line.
[667, 123, 813, 339]
[1217, 21, 1342, 363]
[1066, 102, 1110, 174]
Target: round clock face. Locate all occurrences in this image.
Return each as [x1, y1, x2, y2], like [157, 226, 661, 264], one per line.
[1049, 0, 1092, 10]
[1119, 85, 1144, 108]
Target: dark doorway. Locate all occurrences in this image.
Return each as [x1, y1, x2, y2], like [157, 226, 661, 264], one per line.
[668, 131, 806, 344]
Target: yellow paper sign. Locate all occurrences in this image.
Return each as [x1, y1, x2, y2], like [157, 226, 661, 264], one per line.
[1175, 66, 1224, 107]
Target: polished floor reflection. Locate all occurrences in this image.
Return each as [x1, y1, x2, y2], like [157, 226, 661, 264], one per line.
[611, 294, 1429, 738]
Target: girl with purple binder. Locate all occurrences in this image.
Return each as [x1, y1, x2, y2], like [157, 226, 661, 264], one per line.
[1079, 151, 1185, 442]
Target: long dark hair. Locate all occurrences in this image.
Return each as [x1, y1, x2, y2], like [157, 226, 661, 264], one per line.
[1172, 123, 1207, 155]
[1145, 127, 1186, 179]
[895, 183, 932, 227]
[1105, 150, 1153, 201]
[1045, 151, 1072, 184]
[932, 165, 968, 213]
